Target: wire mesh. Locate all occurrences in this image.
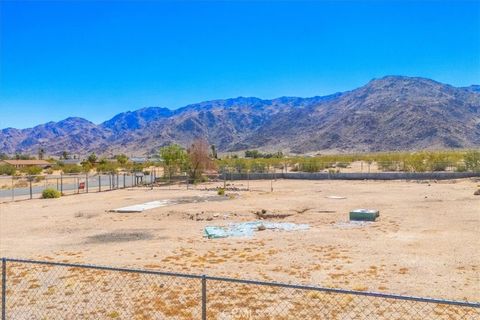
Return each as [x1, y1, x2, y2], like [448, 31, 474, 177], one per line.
[1, 259, 478, 320]
[3, 260, 202, 320]
[205, 278, 480, 319]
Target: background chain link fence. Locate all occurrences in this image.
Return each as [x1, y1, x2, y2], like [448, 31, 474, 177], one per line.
[1, 258, 479, 319]
[0, 172, 155, 202]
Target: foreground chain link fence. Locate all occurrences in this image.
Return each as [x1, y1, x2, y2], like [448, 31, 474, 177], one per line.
[1, 258, 479, 319]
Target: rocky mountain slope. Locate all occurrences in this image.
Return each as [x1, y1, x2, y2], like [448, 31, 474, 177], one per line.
[1, 76, 479, 156]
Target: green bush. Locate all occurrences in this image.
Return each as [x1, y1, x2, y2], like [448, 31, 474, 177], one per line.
[464, 151, 480, 172]
[377, 161, 400, 172]
[249, 160, 267, 173]
[22, 166, 42, 176]
[0, 165, 16, 176]
[62, 164, 83, 174]
[97, 162, 119, 174]
[42, 188, 61, 199]
[335, 162, 349, 168]
[217, 187, 225, 196]
[404, 155, 427, 172]
[297, 158, 324, 172]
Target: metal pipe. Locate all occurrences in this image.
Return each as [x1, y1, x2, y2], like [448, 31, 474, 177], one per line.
[2, 257, 6, 320]
[202, 275, 207, 320]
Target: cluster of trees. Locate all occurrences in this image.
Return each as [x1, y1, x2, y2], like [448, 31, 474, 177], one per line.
[51, 153, 153, 175]
[159, 139, 215, 181]
[72, 153, 150, 174]
[0, 153, 154, 176]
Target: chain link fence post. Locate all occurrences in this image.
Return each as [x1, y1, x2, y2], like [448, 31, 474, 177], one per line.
[2, 258, 6, 320]
[202, 275, 207, 320]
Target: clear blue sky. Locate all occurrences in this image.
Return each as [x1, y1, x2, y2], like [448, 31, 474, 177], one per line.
[1, 1, 479, 129]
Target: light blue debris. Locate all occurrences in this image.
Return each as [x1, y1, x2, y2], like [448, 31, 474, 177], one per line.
[204, 221, 309, 239]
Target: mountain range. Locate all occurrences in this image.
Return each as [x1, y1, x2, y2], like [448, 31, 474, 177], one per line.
[1, 75, 479, 156]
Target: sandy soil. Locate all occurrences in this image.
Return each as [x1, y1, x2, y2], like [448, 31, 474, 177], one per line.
[0, 179, 479, 303]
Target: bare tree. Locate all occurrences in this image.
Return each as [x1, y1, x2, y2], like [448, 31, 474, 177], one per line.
[187, 139, 215, 182]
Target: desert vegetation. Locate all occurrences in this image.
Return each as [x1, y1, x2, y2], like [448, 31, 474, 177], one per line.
[158, 139, 215, 183]
[41, 188, 61, 199]
[218, 149, 480, 173]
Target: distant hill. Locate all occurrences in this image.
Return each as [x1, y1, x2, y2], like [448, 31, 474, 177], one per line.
[1, 76, 479, 156]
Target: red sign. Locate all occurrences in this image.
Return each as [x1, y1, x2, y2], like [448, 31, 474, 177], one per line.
[78, 182, 85, 190]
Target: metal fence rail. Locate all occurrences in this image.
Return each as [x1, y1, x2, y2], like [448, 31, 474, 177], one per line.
[1, 258, 478, 319]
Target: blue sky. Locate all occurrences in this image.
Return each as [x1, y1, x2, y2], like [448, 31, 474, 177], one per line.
[0, 1, 479, 129]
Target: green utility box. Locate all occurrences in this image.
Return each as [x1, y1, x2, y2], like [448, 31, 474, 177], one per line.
[349, 209, 380, 222]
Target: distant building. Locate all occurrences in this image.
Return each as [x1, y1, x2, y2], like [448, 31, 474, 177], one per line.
[0, 160, 51, 169]
[130, 157, 148, 164]
[61, 159, 82, 166]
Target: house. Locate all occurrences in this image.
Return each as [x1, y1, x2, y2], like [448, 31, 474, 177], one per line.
[130, 157, 149, 164]
[61, 159, 82, 166]
[0, 160, 51, 169]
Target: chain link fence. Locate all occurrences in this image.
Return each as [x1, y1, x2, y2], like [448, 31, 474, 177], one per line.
[219, 159, 480, 174]
[0, 172, 156, 202]
[1, 258, 478, 319]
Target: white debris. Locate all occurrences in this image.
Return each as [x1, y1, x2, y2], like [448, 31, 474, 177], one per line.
[111, 200, 170, 213]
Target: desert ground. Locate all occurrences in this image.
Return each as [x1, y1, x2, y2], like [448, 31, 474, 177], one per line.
[1, 178, 478, 304]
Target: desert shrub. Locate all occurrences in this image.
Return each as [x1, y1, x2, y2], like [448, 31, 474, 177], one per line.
[425, 153, 451, 172]
[131, 163, 147, 173]
[0, 165, 15, 176]
[297, 158, 324, 172]
[97, 162, 119, 174]
[81, 161, 93, 173]
[404, 154, 427, 172]
[249, 160, 267, 173]
[217, 188, 225, 196]
[464, 151, 480, 172]
[42, 188, 61, 199]
[22, 166, 42, 176]
[335, 162, 349, 168]
[427, 161, 448, 172]
[377, 161, 399, 172]
[233, 158, 248, 173]
[245, 150, 283, 159]
[51, 163, 63, 171]
[62, 164, 83, 174]
[115, 154, 129, 166]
